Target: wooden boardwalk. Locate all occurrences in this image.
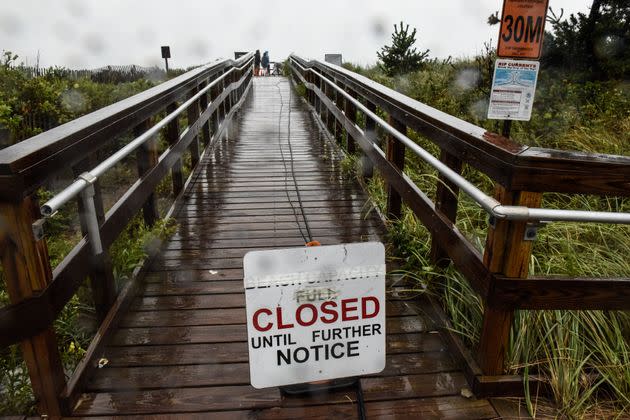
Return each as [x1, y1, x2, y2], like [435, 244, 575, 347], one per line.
[72, 77, 499, 418]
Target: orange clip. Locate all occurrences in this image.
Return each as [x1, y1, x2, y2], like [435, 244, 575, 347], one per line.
[305, 240, 321, 247]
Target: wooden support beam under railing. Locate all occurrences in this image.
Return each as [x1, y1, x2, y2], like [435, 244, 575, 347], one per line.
[187, 86, 201, 168]
[477, 187, 542, 375]
[334, 79, 344, 147]
[430, 150, 463, 268]
[134, 119, 160, 227]
[199, 80, 211, 148]
[344, 86, 357, 155]
[0, 196, 67, 416]
[386, 116, 406, 220]
[165, 102, 184, 196]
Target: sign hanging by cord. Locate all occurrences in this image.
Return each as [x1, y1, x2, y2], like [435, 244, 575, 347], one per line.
[244, 242, 386, 389]
[497, 0, 549, 59]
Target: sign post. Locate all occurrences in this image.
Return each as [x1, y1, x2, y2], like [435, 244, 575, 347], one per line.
[490, 0, 549, 137]
[244, 242, 386, 389]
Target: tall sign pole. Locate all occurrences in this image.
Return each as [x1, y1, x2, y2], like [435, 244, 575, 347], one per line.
[488, 0, 549, 138]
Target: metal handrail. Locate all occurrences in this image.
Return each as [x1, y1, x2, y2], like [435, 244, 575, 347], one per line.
[40, 55, 253, 255]
[41, 56, 253, 218]
[290, 56, 630, 225]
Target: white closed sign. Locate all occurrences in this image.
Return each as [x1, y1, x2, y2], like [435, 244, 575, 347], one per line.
[243, 242, 386, 389]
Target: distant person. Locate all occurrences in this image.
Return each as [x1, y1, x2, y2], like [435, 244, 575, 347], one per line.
[254, 50, 261, 76]
[261, 51, 270, 76]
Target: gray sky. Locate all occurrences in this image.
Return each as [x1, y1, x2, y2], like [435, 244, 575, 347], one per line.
[1, 0, 591, 69]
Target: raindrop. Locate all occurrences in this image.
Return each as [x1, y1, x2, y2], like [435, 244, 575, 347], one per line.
[454, 68, 480, 91]
[137, 27, 156, 46]
[52, 21, 74, 42]
[594, 34, 624, 59]
[146, 68, 166, 83]
[141, 55, 162, 68]
[144, 234, 162, 255]
[0, 13, 22, 36]
[66, 0, 88, 18]
[469, 98, 489, 120]
[189, 39, 211, 59]
[64, 53, 88, 68]
[83, 33, 106, 55]
[370, 17, 386, 38]
[61, 89, 87, 113]
[393, 74, 411, 94]
[248, 21, 264, 41]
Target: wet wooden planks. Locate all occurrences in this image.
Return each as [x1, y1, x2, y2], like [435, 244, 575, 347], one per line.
[73, 77, 497, 418]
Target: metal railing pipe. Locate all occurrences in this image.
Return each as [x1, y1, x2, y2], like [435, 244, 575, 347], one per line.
[41, 58, 252, 217]
[290, 57, 630, 225]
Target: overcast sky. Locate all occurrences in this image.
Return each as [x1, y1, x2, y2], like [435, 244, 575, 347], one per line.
[1, 0, 591, 69]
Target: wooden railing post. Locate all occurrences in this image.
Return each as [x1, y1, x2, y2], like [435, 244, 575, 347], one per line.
[133, 119, 160, 227]
[0, 196, 66, 416]
[430, 150, 463, 267]
[306, 71, 315, 106]
[334, 80, 344, 146]
[219, 71, 227, 123]
[72, 157, 117, 320]
[363, 101, 377, 179]
[316, 73, 323, 117]
[477, 186, 542, 375]
[386, 116, 406, 219]
[226, 71, 233, 113]
[344, 87, 357, 154]
[210, 79, 220, 137]
[199, 80, 210, 148]
[324, 80, 335, 135]
[165, 102, 184, 195]
[187, 86, 200, 168]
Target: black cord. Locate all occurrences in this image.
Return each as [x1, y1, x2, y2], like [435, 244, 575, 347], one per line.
[285, 80, 313, 242]
[274, 80, 312, 243]
[356, 378, 367, 420]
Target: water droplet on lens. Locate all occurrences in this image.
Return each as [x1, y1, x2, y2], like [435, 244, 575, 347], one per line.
[0, 14, 22, 35]
[189, 39, 210, 58]
[83, 33, 106, 55]
[454, 68, 480, 91]
[61, 89, 87, 113]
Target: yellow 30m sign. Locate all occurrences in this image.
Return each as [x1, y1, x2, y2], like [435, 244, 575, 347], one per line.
[497, 0, 549, 59]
